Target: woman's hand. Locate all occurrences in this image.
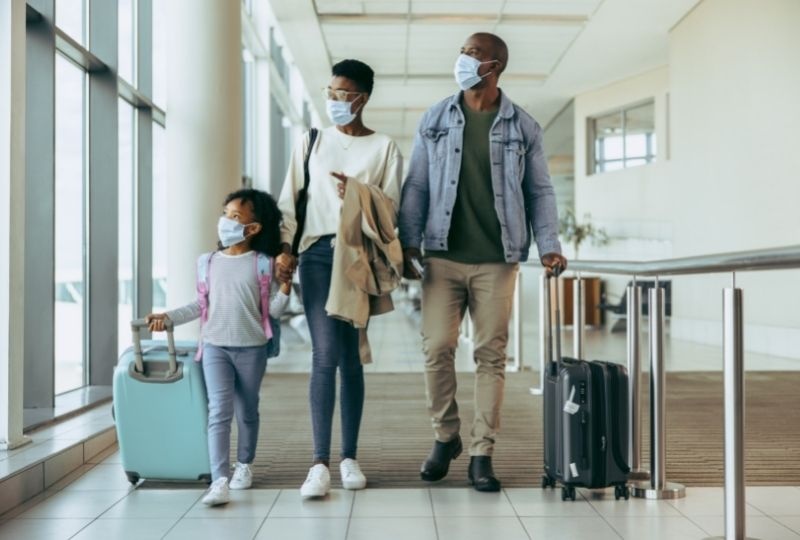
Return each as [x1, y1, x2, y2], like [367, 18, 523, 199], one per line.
[276, 250, 296, 284]
[330, 171, 348, 199]
[146, 313, 169, 332]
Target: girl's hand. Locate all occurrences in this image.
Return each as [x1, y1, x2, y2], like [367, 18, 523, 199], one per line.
[279, 280, 292, 295]
[330, 172, 348, 200]
[146, 313, 169, 332]
[276, 252, 296, 283]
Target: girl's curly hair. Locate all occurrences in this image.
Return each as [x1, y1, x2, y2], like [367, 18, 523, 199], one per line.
[219, 188, 282, 257]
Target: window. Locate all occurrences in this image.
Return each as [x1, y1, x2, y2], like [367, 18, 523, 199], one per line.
[589, 100, 656, 174]
[152, 123, 168, 311]
[118, 100, 135, 355]
[152, 0, 167, 107]
[54, 53, 86, 394]
[118, 0, 135, 84]
[56, 0, 85, 45]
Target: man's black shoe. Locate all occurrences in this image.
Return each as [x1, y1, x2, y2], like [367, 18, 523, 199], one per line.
[420, 435, 462, 481]
[468, 456, 501, 492]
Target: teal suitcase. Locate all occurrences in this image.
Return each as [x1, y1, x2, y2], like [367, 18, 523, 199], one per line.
[113, 319, 211, 485]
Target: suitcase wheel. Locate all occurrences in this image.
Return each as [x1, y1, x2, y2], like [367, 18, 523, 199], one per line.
[614, 484, 630, 500]
[561, 486, 576, 501]
[199, 473, 212, 485]
[125, 472, 140, 485]
[541, 475, 554, 489]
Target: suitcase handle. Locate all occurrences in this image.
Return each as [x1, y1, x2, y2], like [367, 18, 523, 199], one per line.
[547, 265, 565, 371]
[131, 318, 178, 376]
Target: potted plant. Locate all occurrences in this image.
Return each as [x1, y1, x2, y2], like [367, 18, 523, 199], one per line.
[559, 209, 609, 260]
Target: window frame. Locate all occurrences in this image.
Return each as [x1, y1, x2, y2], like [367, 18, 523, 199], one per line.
[587, 98, 657, 175]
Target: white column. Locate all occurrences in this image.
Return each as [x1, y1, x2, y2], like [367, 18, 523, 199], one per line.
[252, 1, 272, 194]
[165, 0, 242, 339]
[0, 0, 30, 450]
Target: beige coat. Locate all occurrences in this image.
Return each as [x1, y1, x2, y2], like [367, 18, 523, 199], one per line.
[325, 181, 404, 363]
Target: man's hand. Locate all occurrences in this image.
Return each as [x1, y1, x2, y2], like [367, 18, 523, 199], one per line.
[402, 247, 423, 280]
[275, 243, 296, 284]
[541, 252, 568, 276]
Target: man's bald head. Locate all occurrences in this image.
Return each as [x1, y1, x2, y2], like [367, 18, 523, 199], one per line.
[468, 33, 508, 75]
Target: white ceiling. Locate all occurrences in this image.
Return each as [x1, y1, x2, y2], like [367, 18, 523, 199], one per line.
[268, 0, 700, 155]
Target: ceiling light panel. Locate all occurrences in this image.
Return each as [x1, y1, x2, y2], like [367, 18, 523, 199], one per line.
[315, 0, 409, 15]
[503, 0, 601, 17]
[322, 23, 407, 73]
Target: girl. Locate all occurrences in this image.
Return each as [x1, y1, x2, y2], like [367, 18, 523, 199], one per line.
[147, 188, 290, 506]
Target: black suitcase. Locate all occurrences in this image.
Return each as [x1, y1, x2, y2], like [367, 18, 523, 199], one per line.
[541, 273, 630, 501]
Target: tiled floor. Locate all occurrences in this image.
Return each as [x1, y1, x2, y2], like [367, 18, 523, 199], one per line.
[2, 301, 799, 539]
[1, 460, 799, 540]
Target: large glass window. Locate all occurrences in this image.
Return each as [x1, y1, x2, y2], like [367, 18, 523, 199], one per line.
[55, 0, 85, 46]
[118, 0, 135, 84]
[118, 100, 135, 355]
[152, 123, 168, 311]
[152, 0, 167, 106]
[54, 54, 86, 395]
[589, 100, 656, 174]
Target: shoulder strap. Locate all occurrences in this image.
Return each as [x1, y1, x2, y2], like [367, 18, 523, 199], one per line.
[194, 251, 215, 361]
[254, 252, 273, 340]
[291, 128, 319, 256]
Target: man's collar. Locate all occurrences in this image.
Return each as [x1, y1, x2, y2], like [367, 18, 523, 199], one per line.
[447, 89, 514, 119]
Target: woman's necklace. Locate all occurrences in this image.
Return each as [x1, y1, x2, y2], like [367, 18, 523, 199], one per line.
[335, 127, 369, 151]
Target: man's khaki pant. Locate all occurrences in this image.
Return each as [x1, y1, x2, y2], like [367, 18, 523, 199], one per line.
[421, 257, 519, 456]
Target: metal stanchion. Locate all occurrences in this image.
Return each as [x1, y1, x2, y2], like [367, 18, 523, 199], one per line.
[632, 283, 685, 499]
[573, 275, 584, 359]
[705, 280, 758, 539]
[627, 280, 650, 481]
[531, 274, 551, 395]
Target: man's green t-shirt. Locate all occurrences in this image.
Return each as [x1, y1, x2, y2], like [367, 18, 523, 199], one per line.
[429, 99, 505, 264]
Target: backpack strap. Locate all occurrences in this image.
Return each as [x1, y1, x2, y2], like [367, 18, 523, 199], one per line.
[194, 252, 215, 361]
[254, 253, 273, 340]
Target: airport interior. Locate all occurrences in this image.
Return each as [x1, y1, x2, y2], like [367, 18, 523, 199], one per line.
[1, 0, 799, 538]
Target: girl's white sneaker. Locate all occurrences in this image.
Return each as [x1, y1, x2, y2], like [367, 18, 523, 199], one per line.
[202, 477, 230, 506]
[340, 458, 367, 490]
[229, 462, 252, 490]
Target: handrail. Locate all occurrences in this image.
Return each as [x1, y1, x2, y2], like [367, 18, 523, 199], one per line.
[564, 244, 800, 276]
[529, 243, 800, 539]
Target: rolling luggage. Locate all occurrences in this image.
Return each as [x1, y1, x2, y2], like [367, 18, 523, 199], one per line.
[541, 273, 630, 500]
[113, 319, 210, 485]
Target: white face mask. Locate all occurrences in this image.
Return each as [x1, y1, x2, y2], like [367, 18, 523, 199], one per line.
[217, 216, 253, 248]
[325, 96, 364, 126]
[453, 53, 496, 91]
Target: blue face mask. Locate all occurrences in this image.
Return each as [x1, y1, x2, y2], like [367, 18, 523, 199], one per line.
[325, 96, 363, 126]
[217, 216, 252, 248]
[453, 53, 496, 90]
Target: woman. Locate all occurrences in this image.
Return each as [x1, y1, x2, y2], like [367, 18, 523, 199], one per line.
[276, 59, 403, 497]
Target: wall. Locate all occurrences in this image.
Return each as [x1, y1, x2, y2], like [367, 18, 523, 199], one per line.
[573, 0, 800, 359]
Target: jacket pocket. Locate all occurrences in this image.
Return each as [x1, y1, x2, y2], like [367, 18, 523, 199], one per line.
[423, 128, 450, 163]
[503, 139, 527, 179]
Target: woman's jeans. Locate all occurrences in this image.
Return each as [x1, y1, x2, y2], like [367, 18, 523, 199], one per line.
[202, 343, 268, 481]
[299, 236, 364, 462]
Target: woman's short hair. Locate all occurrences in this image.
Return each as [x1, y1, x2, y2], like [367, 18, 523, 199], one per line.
[332, 59, 375, 96]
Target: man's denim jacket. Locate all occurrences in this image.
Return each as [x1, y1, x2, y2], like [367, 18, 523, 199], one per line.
[398, 91, 561, 263]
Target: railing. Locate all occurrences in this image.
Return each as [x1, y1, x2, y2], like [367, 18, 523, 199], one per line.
[532, 244, 800, 540]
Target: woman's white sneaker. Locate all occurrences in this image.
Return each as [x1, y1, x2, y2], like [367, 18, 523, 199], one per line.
[340, 458, 367, 490]
[229, 462, 253, 490]
[300, 464, 330, 498]
[202, 477, 230, 506]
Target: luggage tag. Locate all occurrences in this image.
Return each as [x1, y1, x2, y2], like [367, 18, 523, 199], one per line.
[563, 385, 580, 415]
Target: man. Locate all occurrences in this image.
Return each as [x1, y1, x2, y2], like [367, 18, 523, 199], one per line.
[398, 32, 567, 492]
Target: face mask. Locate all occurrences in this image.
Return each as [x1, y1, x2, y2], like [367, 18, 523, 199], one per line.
[325, 96, 363, 126]
[217, 216, 252, 248]
[453, 53, 496, 91]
